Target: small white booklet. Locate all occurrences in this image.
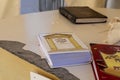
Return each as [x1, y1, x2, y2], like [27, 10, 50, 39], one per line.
[30, 72, 51, 80]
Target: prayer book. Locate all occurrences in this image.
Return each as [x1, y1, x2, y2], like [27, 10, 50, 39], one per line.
[59, 6, 107, 24]
[38, 33, 91, 68]
[90, 43, 120, 80]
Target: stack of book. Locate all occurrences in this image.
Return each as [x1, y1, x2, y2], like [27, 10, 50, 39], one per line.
[90, 43, 120, 80]
[38, 33, 91, 68]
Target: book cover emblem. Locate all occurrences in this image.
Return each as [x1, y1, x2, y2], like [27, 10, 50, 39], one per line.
[100, 51, 120, 77]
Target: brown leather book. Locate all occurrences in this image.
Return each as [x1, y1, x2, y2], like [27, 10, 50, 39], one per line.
[59, 6, 107, 24]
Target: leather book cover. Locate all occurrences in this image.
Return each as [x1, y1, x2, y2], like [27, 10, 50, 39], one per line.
[59, 6, 107, 24]
[90, 43, 120, 80]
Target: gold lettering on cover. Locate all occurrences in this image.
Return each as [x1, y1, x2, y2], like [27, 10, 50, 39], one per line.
[100, 52, 120, 77]
[113, 66, 120, 70]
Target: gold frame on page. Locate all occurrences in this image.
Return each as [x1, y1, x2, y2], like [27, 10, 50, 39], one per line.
[44, 33, 82, 52]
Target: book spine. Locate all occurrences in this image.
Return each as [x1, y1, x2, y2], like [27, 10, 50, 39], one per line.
[91, 60, 99, 80]
[59, 8, 76, 23]
[37, 36, 53, 67]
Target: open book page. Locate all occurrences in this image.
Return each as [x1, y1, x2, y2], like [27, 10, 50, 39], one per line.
[30, 72, 51, 80]
[0, 47, 60, 80]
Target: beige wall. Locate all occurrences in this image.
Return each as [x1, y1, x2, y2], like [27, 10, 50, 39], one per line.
[65, 0, 106, 8]
[0, 0, 20, 19]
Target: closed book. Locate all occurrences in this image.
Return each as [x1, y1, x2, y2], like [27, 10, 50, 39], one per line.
[59, 6, 107, 24]
[38, 33, 91, 68]
[90, 43, 120, 80]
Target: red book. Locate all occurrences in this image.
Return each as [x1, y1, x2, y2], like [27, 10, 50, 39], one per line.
[90, 43, 120, 80]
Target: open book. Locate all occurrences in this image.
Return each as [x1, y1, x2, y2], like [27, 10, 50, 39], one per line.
[0, 47, 59, 80]
[30, 72, 51, 80]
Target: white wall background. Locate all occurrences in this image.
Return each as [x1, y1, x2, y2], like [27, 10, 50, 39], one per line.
[0, 0, 19, 19]
[65, 0, 106, 8]
[0, 0, 120, 19]
[106, 0, 120, 9]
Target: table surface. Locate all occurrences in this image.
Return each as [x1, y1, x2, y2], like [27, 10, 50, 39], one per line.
[0, 8, 120, 80]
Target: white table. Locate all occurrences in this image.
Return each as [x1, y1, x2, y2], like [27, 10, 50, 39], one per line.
[0, 8, 120, 80]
